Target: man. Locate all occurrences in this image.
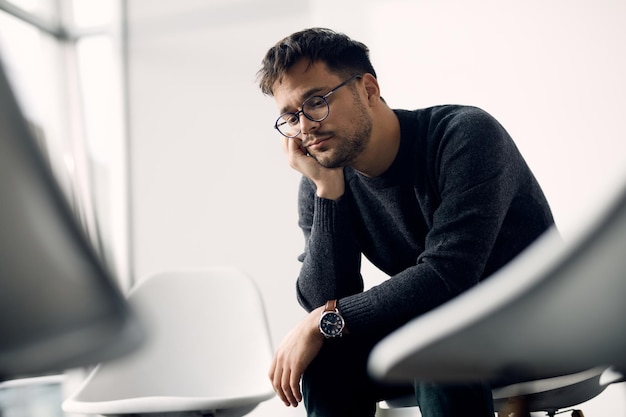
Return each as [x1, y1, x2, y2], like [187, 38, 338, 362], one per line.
[257, 27, 554, 417]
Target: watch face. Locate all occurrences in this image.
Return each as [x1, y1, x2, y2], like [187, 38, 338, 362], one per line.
[320, 311, 344, 337]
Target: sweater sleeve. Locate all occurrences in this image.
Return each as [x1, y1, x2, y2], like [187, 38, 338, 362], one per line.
[294, 176, 364, 312]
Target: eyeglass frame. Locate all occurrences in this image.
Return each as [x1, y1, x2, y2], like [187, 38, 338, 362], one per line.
[274, 74, 363, 138]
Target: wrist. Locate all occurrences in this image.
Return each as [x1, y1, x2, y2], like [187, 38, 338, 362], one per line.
[318, 299, 347, 338]
[315, 184, 344, 200]
[314, 170, 344, 200]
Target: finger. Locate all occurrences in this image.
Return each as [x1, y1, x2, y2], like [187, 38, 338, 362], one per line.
[272, 363, 290, 407]
[281, 367, 298, 407]
[269, 355, 290, 406]
[291, 370, 303, 404]
[281, 136, 290, 154]
[286, 136, 306, 155]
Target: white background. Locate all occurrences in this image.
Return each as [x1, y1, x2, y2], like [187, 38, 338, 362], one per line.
[126, 1, 626, 415]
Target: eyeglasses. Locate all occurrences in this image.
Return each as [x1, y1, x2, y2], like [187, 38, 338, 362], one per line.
[274, 74, 362, 138]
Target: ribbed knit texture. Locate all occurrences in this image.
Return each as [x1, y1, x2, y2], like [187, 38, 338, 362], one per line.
[295, 105, 554, 340]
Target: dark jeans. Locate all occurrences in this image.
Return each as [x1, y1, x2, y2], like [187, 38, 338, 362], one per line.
[302, 335, 494, 417]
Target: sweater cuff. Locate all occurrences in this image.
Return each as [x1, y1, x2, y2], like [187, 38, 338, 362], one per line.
[337, 295, 374, 335]
[313, 196, 339, 233]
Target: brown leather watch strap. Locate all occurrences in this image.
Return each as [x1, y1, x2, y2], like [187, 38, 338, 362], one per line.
[322, 299, 349, 335]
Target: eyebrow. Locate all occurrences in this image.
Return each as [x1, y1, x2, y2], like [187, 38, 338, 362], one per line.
[279, 85, 327, 115]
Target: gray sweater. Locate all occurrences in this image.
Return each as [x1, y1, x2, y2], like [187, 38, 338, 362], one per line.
[295, 105, 554, 340]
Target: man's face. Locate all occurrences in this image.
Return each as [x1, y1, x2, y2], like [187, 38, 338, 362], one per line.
[272, 60, 373, 168]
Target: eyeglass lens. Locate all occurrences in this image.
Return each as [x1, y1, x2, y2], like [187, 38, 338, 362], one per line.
[276, 96, 330, 137]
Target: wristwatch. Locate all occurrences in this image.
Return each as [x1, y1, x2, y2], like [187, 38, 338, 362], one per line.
[319, 299, 345, 338]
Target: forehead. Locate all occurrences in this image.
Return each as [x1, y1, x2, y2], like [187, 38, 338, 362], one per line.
[272, 60, 342, 113]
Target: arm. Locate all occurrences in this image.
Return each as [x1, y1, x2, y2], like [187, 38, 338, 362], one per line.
[268, 138, 363, 407]
[295, 179, 364, 311]
[270, 197, 362, 406]
[282, 136, 364, 311]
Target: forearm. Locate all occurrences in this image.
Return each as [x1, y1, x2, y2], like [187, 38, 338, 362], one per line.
[296, 186, 363, 311]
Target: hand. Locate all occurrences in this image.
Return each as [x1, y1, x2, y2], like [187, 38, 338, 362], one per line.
[268, 306, 325, 407]
[282, 137, 344, 200]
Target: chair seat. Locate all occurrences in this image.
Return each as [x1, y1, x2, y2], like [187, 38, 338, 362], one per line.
[64, 388, 275, 415]
[492, 367, 609, 415]
[378, 367, 614, 417]
[62, 267, 275, 417]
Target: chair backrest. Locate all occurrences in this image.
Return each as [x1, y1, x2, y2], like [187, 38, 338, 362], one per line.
[63, 267, 275, 416]
[0, 49, 141, 381]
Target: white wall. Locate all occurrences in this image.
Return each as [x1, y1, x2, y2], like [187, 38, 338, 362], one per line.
[127, 1, 626, 416]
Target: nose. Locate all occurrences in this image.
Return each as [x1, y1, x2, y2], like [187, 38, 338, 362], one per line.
[299, 112, 320, 135]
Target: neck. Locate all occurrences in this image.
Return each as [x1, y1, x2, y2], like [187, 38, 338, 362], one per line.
[352, 106, 401, 177]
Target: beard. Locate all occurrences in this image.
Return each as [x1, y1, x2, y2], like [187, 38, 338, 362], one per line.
[308, 95, 373, 169]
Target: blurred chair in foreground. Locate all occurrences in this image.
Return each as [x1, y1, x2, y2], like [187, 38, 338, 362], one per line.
[375, 366, 624, 417]
[63, 267, 275, 417]
[0, 53, 142, 382]
[369, 172, 626, 417]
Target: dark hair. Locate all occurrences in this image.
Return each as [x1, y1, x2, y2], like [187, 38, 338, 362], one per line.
[257, 27, 377, 96]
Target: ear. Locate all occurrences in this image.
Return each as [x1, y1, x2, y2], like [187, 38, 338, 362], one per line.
[361, 73, 381, 106]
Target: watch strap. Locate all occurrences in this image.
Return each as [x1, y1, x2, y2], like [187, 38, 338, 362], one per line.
[325, 299, 338, 313]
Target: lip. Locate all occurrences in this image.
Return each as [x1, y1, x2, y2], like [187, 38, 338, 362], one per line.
[307, 136, 331, 150]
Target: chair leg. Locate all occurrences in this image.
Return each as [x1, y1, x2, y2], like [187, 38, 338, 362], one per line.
[375, 403, 421, 417]
[497, 396, 531, 417]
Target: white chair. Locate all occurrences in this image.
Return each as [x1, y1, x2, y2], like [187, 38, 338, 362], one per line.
[0, 54, 142, 380]
[63, 267, 275, 417]
[375, 366, 623, 417]
[369, 172, 626, 416]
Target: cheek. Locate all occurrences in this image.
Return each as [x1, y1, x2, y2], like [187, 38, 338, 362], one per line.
[324, 103, 352, 128]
